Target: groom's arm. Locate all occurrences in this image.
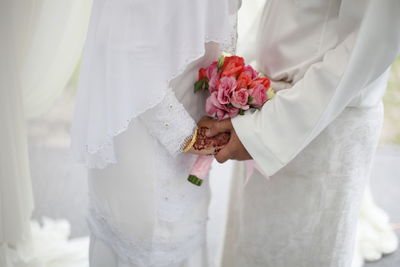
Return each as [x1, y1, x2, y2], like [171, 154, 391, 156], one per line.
[209, 0, 400, 176]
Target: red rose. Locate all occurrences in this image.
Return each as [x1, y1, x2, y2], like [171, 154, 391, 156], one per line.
[198, 68, 207, 80]
[250, 77, 271, 90]
[221, 56, 245, 78]
[236, 72, 252, 89]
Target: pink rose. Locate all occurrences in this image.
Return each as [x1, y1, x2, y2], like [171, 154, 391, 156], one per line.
[231, 88, 250, 110]
[243, 65, 259, 79]
[226, 107, 240, 118]
[206, 91, 227, 120]
[206, 91, 241, 120]
[217, 76, 237, 105]
[249, 84, 267, 108]
[206, 62, 220, 92]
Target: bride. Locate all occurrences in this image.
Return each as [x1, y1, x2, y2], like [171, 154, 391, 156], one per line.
[71, 0, 240, 266]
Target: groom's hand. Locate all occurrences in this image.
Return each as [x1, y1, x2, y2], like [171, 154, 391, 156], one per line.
[205, 118, 252, 163]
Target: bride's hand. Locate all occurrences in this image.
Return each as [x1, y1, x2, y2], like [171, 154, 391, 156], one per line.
[186, 116, 230, 155]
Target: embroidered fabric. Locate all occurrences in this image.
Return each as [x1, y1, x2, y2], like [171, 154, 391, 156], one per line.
[86, 147, 211, 266]
[154, 145, 211, 223]
[86, 105, 212, 265]
[75, 1, 240, 264]
[88, 194, 207, 267]
[222, 104, 385, 267]
[140, 88, 197, 157]
[71, 0, 240, 169]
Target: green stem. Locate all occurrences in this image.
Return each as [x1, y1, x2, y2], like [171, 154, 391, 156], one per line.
[188, 175, 203, 186]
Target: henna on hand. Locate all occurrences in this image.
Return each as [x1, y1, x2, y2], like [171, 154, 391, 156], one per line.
[190, 127, 230, 155]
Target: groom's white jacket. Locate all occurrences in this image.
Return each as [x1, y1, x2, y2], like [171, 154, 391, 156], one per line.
[233, 0, 400, 176]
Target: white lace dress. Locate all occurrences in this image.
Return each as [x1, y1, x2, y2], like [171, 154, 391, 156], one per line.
[85, 62, 214, 266]
[71, 0, 239, 266]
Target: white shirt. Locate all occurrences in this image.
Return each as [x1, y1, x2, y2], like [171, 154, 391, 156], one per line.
[233, 0, 400, 176]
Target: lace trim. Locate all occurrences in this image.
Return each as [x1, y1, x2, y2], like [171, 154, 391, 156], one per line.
[78, 10, 239, 169]
[87, 199, 207, 267]
[140, 88, 197, 157]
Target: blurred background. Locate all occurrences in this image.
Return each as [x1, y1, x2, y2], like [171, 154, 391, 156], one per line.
[4, 0, 400, 266]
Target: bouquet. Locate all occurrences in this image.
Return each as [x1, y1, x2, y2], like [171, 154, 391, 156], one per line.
[187, 55, 272, 186]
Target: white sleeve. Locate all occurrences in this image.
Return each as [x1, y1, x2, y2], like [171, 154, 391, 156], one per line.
[139, 88, 197, 157]
[232, 0, 400, 176]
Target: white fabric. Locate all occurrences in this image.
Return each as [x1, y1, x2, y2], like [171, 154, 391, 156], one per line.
[139, 89, 197, 156]
[19, 0, 93, 118]
[71, 0, 240, 169]
[223, 104, 384, 267]
[89, 234, 207, 267]
[84, 40, 234, 265]
[0, 1, 34, 265]
[221, 1, 400, 266]
[72, 3, 240, 263]
[1, 0, 92, 265]
[353, 186, 399, 266]
[236, 0, 265, 66]
[237, 3, 399, 265]
[85, 47, 217, 266]
[232, 0, 400, 176]
[8, 218, 89, 267]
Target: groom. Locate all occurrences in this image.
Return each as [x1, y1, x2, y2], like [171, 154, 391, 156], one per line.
[200, 0, 400, 266]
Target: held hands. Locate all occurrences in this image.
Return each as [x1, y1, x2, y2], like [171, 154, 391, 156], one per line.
[188, 116, 252, 163]
[186, 117, 230, 155]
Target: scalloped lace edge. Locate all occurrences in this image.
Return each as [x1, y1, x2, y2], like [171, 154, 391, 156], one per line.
[75, 13, 238, 169]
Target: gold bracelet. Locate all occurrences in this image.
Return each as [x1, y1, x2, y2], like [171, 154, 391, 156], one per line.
[183, 128, 198, 152]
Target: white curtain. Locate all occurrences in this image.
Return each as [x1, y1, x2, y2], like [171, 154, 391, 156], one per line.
[20, 0, 93, 118]
[1, 1, 34, 264]
[0, 0, 92, 265]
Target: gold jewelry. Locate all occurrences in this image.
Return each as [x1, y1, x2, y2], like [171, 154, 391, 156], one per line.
[183, 127, 198, 152]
